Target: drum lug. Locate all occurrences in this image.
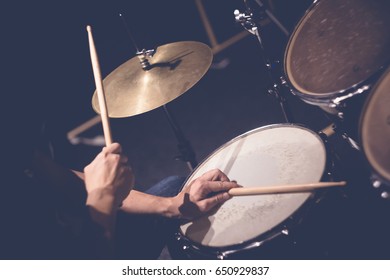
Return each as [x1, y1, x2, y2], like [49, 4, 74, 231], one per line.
[216, 252, 226, 260]
[282, 229, 289, 235]
[331, 85, 371, 113]
[280, 76, 288, 86]
[380, 192, 389, 200]
[372, 179, 382, 189]
[370, 177, 390, 200]
[174, 232, 182, 241]
[329, 102, 338, 109]
[267, 83, 279, 96]
[182, 245, 190, 251]
[328, 101, 345, 116]
[175, 233, 191, 252]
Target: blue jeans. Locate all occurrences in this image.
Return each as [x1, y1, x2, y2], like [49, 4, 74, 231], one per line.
[144, 175, 185, 197]
[115, 176, 185, 259]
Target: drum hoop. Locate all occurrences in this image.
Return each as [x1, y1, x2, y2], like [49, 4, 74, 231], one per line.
[285, 71, 382, 106]
[283, 0, 387, 101]
[183, 123, 327, 184]
[359, 66, 390, 184]
[176, 218, 293, 259]
[178, 123, 333, 257]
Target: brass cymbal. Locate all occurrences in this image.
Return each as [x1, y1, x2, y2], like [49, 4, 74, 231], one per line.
[92, 41, 213, 118]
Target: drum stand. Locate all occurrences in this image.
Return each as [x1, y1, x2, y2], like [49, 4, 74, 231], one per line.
[118, 15, 198, 172]
[138, 50, 198, 172]
[234, 0, 295, 123]
[163, 104, 197, 171]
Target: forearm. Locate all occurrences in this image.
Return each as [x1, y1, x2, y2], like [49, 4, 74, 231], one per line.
[80, 204, 117, 259]
[31, 150, 87, 210]
[31, 150, 119, 258]
[70, 167, 179, 218]
[85, 190, 118, 256]
[120, 190, 181, 219]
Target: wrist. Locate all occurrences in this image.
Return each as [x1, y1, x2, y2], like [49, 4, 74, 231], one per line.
[86, 188, 119, 241]
[86, 188, 118, 215]
[163, 196, 182, 219]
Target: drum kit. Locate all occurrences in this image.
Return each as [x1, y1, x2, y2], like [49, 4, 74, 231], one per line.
[88, 0, 390, 259]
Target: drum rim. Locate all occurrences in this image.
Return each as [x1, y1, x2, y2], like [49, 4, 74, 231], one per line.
[359, 66, 390, 184]
[178, 123, 331, 257]
[283, 0, 388, 101]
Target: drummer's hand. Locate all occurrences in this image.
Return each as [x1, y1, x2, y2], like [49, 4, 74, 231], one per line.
[84, 143, 135, 212]
[171, 169, 241, 220]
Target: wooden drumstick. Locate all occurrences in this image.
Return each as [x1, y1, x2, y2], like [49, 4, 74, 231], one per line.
[86, 25, 113, 146]
[228, 181, 347, 196]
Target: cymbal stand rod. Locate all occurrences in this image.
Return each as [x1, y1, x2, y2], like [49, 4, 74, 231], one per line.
[235, 1, 294, 123]
[119, 13, 140, 53]
[163, 105, 197, 172]
[118, 13, 156, 71]
[251, 21, 294, 123]
[252, 0, 289, 37]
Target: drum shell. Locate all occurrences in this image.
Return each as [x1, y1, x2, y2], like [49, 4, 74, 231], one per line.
[359, 66, 390, 196]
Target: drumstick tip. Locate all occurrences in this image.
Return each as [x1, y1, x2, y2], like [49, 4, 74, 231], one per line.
[86, 25, 92, 32]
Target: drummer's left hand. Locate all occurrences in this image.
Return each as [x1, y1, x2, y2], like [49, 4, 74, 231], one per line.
[170, 169, 241, 220]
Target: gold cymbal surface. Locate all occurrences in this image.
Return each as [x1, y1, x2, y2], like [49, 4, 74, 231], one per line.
[92, 41, 213, 118]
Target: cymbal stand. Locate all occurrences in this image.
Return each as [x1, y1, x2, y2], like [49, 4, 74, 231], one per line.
[252, 0, 289, 37]
[119, 13, 197, 172]
[134, 50, 198, 172]
[234, 0, 294, 123]
[163, 105, 197, 171]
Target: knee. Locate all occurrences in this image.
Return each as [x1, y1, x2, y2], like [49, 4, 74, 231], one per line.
[145, 176, 186, 197]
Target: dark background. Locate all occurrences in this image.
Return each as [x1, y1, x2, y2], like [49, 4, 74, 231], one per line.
[3, 0, 390, 259]
[4, 0, 317, 186]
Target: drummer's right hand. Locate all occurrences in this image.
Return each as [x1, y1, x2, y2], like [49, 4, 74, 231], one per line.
[84, 142, 135, 212]
[170, 169, 241, 220]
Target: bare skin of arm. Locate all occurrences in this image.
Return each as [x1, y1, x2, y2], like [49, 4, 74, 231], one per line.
[73, 167, 239, 220]
[83, 143, 134, 252]
[120, 169, 240, 220]
[31, 146, 238, 255]
[31, 143, 134, 257]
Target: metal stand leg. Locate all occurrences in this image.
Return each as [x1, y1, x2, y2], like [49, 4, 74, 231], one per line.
[253, 0, 289, 37]
[163, 105, 197, 171]
[235, 1, 295, 123]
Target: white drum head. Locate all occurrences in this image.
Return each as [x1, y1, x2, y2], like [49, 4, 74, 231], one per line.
[180, 124, 326, 247]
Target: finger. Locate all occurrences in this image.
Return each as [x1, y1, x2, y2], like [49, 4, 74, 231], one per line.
[201, 192, 231, 212]
[105, 152, 129, 166]
[204, 180, 240, 193]
[103, 142, 122, 154]
[200, 169, 230, 182]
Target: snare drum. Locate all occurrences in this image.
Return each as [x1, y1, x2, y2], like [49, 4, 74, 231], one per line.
[284, 0, 390, 115]
[174, 124, 330, 259]
[360, 66, 390, 198]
